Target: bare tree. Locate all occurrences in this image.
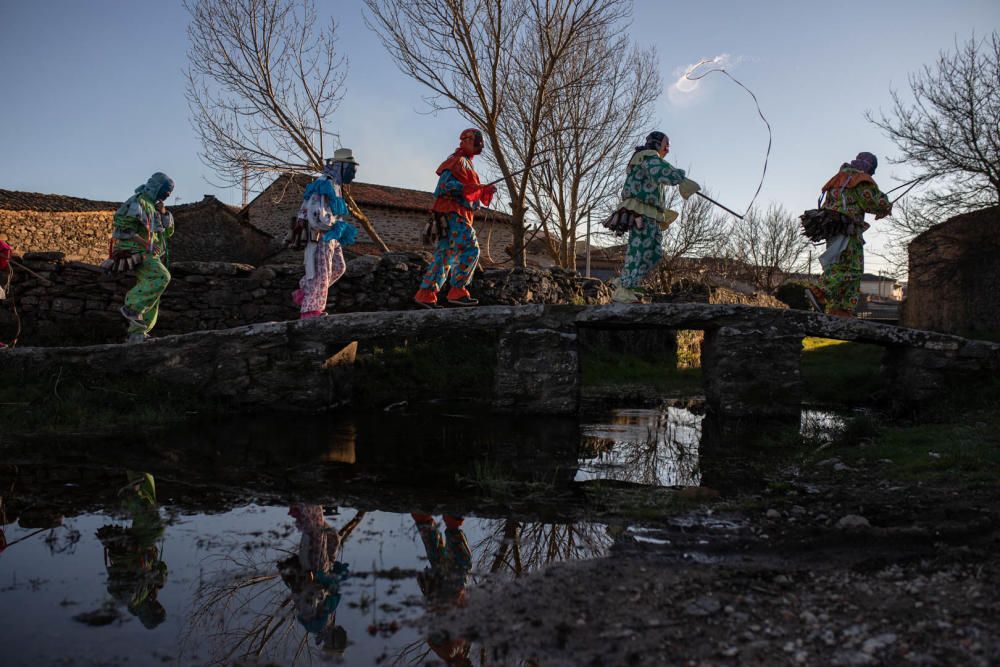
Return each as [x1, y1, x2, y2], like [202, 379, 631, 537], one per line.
[365, 0, 636, 266]
[867, 31, 1000, 219]
[184, 0, 347, 191]
[646, 190, 732, 290]
[524, 30, 660, 268]
[724, 204, 809, 293]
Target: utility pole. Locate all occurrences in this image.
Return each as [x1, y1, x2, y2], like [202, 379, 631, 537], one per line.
[241, 164, 249, 208]
[585, 210, 592, 278]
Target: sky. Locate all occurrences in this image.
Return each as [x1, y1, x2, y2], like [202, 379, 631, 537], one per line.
[1, 0, 998, 272]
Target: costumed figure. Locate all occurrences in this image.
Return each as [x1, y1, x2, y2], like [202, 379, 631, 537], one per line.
[104, 172, 175, 344]
[279, 504, 351, 655]
[414, 129, 496, 308]
[411, 512, 473, 665]
[802, 152, 891, 317]
[605, 131, 700, 304]
[95, 471, 168, 629]
[292, 149, 360, 319]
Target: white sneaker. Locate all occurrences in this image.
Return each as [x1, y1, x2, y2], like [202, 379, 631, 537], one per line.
[125, 332, 147, 345]
[611, 281, 641, 304]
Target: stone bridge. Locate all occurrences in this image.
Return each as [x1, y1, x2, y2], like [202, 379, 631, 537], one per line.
[2, 304, 997, 422]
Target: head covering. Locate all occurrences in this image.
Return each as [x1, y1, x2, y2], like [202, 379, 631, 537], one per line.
[635, 131, 668, 153]
[323, 150, 358, 183]
[848, 152, 878, 175]
[459, 128, 484, 156]
[136, 172, 174, 201]
[330, 148, 359, 165]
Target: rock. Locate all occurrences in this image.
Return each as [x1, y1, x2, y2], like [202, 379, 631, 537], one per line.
[684, 595, 721, 616]
[836, 515, 871, 530]
[766, 509, 781, 520]
[861, 633, 897, 655]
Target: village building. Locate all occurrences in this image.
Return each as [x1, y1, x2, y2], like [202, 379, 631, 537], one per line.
[242, 174, 523, 266]
[0, 188, 118, 265]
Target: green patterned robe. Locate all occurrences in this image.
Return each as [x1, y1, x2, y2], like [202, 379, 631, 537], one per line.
[618, 150, 686, 288]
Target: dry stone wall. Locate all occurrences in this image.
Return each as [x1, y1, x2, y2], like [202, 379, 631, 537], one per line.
[0, 252, 609, 346]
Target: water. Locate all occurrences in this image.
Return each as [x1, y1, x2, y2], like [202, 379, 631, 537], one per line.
[0, 402, 848, 665]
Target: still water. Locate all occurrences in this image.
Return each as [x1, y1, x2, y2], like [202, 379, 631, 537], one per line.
[0, 403, 840, 665]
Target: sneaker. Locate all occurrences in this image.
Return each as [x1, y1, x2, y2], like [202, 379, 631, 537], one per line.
[120, 306, 144, 326]
[125, 332, 146, 345]
[414, 297, 442, 309]
[612, 283, 641, 304]
[803, 287, 825, 313]
[447, 295, 479, 307]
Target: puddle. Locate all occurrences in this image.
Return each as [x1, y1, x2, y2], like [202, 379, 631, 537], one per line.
[0, 485, 610, 666]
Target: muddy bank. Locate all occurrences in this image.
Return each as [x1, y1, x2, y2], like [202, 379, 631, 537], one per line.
[430, 458, 1000, 666]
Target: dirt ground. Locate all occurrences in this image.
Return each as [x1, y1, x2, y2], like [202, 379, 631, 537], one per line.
[429, 457, 1000, 666]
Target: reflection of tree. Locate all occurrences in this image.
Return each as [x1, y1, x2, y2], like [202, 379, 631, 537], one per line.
[588, 408, 701, 487]
[475, 520, 611, 578]
[182, 508, 365, 666]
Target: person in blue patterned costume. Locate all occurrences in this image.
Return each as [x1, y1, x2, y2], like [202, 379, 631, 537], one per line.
[610, 132, 700, 303]
[292, 149, 359, 319]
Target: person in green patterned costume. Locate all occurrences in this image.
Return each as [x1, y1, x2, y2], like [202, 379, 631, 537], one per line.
[806, 152, 891, 317]
[106, 172, 175, 343]
[611, 131, 700, 303]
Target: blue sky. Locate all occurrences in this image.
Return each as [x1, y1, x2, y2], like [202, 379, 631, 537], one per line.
[1, 0, 998, 268]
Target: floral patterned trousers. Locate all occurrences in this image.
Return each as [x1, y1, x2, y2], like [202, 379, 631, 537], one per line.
[299, 240, 346, 315]
[124, 255, 171, 335]
[419, 214, 480, 292]
[821, 235, 864, 313]
[620, 217, 663, 288]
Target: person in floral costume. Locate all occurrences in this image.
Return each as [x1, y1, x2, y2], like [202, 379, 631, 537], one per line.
[414, 129, 496, 308]
[612, 131, 700, 303]
[108, 172, 175, 344]
[293, 149, 359, 319]
[806, 152, 891, 317]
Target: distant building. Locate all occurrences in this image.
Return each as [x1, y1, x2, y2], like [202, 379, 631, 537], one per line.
[0, 188, 117, 265]
[0, 188, 273, 265]
[242, 174, 522, 266]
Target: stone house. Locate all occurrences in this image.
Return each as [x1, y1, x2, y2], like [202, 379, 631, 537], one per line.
[242, 174, 520, 265]
[0, 188, 118, 265]
[169, 195, 273, 264]
[0, 188, 273, 265]
[901, 205, 1000, 337]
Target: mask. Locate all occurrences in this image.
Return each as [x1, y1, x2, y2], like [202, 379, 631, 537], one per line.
[341, 163, 357, 184]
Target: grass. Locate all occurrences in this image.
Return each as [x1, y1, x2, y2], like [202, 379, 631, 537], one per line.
[352, 335, 496, 407]
[0, 367, 213, 436]
[580, 347, 702, 395]
[800, 337, 884, 404]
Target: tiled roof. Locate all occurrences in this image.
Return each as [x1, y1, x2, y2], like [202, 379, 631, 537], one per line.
[0, 188, 120, 212]
[244, 174, 512, 223]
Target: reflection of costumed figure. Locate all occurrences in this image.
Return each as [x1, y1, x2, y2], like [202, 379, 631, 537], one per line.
[807, 152, 891, 317]
[292, 149, 360, 319]
[411, 513, 473, 666]
[95, 471, 167, 629]
[610, 132, 700, 304]
[106, 173, 175, 343]
[414, 129, 496, 308]
[279, 504, 351, 654]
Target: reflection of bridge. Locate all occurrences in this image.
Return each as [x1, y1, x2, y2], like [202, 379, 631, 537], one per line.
[3, 304, 997, 422]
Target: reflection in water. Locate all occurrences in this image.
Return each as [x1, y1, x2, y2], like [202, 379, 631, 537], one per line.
[578, 407, 702, 487]
[476, 520, 613, 578]
[94, 471, 167, 629]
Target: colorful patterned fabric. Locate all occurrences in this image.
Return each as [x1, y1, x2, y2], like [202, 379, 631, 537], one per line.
[123, 256, 170, 335]
[414, 516, 471, 608]
[431, 150, 492, 224]
[820, 167, 891, 222]
[815, 166, 890, 313]
[820, 234, 864, 313]
[619, 149, 687, 225]
[298, 240, 346, 315]
[418, 213, 480, 292]
[620, 216, 664, 288]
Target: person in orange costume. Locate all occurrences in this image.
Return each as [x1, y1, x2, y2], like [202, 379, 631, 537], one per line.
[414, 129, 497, 308]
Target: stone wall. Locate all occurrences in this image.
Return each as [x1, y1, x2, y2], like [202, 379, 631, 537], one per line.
[902, 206, 1000, 337]
[0, 209, 113, 265]
[0, 252, 609, 346]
